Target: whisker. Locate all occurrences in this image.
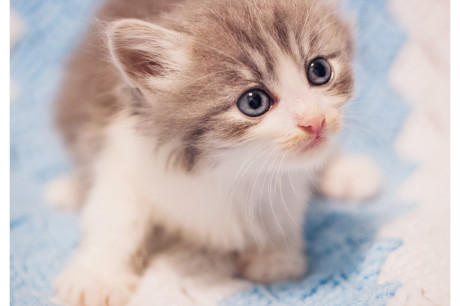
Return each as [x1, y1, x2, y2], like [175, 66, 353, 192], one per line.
[266, 152, 289, 252]
[181, 69, 232, 88]
[277, 154, 301, 231]
[240, 145, 278, 252]
[288, 157, 304, 200]
[275, 154, 303, 249]
[224, 143, 273, 248]
[244, 148, 275, 253]
[193, 40, 246, 67]
[254, 147, 281, 252]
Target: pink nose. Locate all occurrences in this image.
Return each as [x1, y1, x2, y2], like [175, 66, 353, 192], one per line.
[298, 115, 325, 137]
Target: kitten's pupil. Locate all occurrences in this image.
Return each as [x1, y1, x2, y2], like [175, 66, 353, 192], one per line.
[248, 93, 262, 109]
[311, 61, 326, 77]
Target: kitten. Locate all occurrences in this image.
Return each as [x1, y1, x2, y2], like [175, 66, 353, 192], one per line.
[49, 0, 380, 305]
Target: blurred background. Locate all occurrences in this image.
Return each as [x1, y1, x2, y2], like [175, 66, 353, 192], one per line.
[10, 0, 449, 305]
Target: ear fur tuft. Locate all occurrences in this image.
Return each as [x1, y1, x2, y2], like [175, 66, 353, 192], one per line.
[107, 19, 189, 87]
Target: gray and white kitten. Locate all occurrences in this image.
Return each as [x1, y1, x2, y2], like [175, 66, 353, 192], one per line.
[48, 0, 381, 305]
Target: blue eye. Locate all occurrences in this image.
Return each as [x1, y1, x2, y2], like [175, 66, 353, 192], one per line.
[307, 57, 332, 86]
[236, 89, 272, 117]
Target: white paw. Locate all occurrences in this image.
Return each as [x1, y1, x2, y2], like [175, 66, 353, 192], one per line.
[320, 155, 382, 201]
[240, 250, 307, 283]
[54, 262, 138, 306]
[45, 173, 84, 210]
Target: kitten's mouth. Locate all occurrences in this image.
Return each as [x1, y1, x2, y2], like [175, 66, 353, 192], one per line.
[299, 136, 326, 153]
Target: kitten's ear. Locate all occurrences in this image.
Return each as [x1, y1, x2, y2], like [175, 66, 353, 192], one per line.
[107, 19, 189, 88]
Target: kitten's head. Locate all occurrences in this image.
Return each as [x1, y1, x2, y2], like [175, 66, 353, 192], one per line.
[107, 0, 354, 172]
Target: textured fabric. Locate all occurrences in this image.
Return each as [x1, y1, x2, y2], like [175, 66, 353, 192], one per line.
[376, 0, 450, 304]
[10, 0, 447, 305]
[11, 1, 102, 305]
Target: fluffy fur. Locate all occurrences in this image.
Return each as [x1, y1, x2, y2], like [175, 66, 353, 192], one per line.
[49, 0, 381, 305]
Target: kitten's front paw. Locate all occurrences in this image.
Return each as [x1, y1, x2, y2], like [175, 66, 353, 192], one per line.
[320, 155, 382, 201]
[240, 249, 307, 283]
[54, 263, 138, 306]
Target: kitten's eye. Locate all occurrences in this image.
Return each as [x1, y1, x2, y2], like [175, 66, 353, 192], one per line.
[307, 57, 332, 86]
[236, 89, 272, 117]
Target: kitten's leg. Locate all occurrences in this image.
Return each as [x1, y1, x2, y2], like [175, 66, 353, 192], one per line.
[319, 155, 382, 200]
[239, 174, 309, 283]
[240, 245, 307, 283]
[54, 164, 152, 306]
[238, 199, 307, 284]
[239, 233, 307, 283]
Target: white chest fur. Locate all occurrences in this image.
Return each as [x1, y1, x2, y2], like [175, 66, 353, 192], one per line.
[98, 115, 313, 251]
